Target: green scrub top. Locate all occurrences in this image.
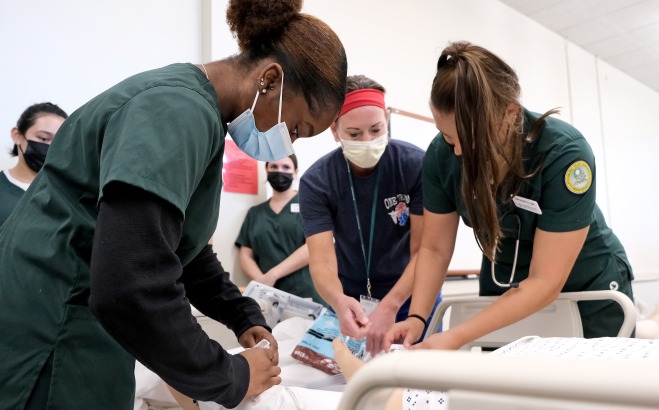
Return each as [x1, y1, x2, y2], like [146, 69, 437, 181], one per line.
[423, 109, 633, 338]
[0, 63, 224, 409]
[0, 170, 26, 226]
[236, 194, 326, 305]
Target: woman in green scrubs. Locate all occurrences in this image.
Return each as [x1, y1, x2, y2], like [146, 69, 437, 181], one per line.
[236, 154, 325, 305]
[0, 103, 67, 226]
[384, 41, 633, 351]
[0, 0, 347, 409]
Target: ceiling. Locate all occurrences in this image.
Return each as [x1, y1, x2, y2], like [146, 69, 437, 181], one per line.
[500, 0, 659, 93]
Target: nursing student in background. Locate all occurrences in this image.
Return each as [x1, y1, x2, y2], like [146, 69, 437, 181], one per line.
[0, 102, 67, 226]
[385, 41, 634, 352]
[236, 154, 325, 305]
[0, 0, 348, 408]
[300, 75, 440, 356]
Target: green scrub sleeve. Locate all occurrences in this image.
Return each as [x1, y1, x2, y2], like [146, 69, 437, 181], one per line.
[235, 207, 255, 248]
[537, 137, 596, 232]
[90, 183, 253, 407]
[422, 135, 458, 214]
[98, 85, 221, 215]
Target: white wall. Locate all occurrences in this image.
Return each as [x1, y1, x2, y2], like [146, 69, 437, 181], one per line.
[598, 60, 659, 281]
[2, 0, 658, 298]
[0, 0, 203, 169]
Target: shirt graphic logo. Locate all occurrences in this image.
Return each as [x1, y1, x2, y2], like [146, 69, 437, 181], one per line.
[384, 194, 410, 226]
[565, 160, 592, 194]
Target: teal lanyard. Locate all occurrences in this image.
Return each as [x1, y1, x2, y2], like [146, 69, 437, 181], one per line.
[345, 159, 380, 298]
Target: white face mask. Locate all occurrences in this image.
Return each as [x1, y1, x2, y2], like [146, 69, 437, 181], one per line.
[339, 133, 389, 168]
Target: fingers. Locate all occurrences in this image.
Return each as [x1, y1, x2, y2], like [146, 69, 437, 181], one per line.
[370, 333, 383, 356]
[339, 313, 369, 339]
[261, 333, 279, 365]
[403, 331, 417, 349]
[382, 328, 395, 352]
[268, 364, 282, 378]
[382, 326, 398, 351]
[238, 331, 257, 348]
[350, 303, 370, 327]
[366, 328, 385, 356]
[264, 345, 275, 362]
[243, 348, 282, 398]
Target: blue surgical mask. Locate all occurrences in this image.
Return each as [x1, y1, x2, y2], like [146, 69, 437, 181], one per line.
[227, 72, 294, 162]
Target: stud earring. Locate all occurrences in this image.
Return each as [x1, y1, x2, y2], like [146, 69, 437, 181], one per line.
[261, 89, 267, 94]
[260, 78, 265, 86]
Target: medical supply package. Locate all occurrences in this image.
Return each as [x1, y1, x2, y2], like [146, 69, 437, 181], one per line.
[291, 309, 364, 375]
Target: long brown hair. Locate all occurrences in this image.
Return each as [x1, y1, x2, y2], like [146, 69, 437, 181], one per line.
[430, 41, 556, 260]
[227, 0, 348, 114]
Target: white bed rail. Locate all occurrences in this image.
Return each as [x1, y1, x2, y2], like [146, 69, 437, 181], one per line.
[424, 290, 637, 344]
[338, 349, 659, 410]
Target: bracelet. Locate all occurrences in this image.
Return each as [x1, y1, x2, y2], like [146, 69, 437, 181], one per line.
[406, 314, 427, 328]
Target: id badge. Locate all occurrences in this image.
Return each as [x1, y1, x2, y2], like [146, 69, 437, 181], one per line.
[359, 294, 380, 317]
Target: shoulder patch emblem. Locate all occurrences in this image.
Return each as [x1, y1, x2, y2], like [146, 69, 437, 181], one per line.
[565, 160, 592, 194]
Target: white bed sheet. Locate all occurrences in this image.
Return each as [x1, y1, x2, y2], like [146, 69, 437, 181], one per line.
[397, 336, 659, 410]
[134, 317, 343, 410]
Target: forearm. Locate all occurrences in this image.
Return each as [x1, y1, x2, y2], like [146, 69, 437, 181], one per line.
[310, 261, 344, 308]
[308, 238, 344, 307]
[239, 248, 264, 281]
[380, 253, 417, 312]
[409, 247, 449, 319]
[268, 244, 309, 280]
[90, 185, 249, 407]
[181, 245, 268, 337]
[447, 275, 560, 347]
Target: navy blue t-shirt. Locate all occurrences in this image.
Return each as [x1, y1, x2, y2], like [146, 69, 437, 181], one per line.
[299, 139, 424, 300]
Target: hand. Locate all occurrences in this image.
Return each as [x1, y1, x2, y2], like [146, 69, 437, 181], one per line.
[239, 326, 279, 365]
[254, 271, 278, 287]
[365, 302, 397, 356]
[411, 331, 462, 351]
[383, 317, 425, 351]
[238, 344, 281, 398]
[335, 295, 370, 339]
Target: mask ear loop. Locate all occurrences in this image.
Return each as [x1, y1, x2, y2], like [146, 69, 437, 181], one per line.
[250, 90, 260, 111]
[278, 71, 284, 123]
[252, 70, 284, 120]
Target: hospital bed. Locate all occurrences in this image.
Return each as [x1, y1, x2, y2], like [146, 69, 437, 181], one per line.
[338, 340, 659, 410]
[136, 289, 642, 409]
[337, 290, 645, 409]
[425, 290, 637, 350]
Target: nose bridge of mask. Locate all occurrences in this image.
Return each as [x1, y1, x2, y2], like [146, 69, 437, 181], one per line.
[341, 132, 388, 148]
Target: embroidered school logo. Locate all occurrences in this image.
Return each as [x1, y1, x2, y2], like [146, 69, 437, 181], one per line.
[565, 160, 592, 194]
[384, 194, 411, 226]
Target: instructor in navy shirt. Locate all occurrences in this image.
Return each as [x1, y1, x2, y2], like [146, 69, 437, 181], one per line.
[299, 75, 441, 356]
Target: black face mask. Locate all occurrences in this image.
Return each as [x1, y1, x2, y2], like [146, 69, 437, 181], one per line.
[19, 139, 49, 173]
[267, 171, 294, 192]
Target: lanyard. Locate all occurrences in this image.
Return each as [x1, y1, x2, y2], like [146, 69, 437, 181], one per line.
[345, 159, 380, 298]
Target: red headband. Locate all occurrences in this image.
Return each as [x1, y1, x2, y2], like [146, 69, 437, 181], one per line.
[337, 89, 386, 118]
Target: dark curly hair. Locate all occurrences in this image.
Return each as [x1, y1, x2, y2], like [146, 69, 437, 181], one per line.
[226, 0, 347, 115]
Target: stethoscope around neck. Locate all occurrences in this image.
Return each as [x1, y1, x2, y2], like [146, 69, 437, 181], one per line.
[489, 211, 522, 289]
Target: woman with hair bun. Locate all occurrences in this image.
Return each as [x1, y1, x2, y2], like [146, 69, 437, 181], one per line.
[0, 0, 347, 408]
[384, 41, 633, 352]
